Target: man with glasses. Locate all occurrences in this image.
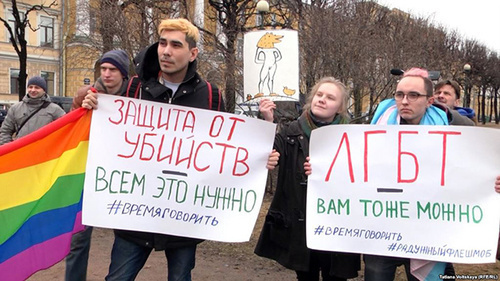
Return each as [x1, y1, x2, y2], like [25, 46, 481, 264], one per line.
[372, 68, 446, 126]
[371, 69, 473, 126]
[366, 68, 472, 280]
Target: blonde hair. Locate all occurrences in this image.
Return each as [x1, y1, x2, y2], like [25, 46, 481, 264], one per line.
[158, 18, 199, 48]
[303, 77, 350, 119]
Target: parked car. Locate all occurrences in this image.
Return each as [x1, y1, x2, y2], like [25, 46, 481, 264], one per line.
[49, 96, 73, 113]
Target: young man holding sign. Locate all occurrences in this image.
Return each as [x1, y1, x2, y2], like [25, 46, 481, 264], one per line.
[82, 19, 225, 281]
[367, 68, 481, 280]
[304, 69, 499, 280]
[67, 49, 130, 281]
[365, 68, 447, 280]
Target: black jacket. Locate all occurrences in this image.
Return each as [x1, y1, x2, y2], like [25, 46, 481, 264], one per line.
[115, 42, 225, 251]
[254, 120, 360, 278]
[129, 42, 224, 111]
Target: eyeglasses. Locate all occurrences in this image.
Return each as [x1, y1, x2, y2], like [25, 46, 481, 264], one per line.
[393, 92, 428, 102]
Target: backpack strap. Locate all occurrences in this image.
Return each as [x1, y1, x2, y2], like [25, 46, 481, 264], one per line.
[206, 81, 222, 111]
[207, 81, 213, 109]
[126, 76, 142, 98]
[16, 101, 51, 135]
[216, 86, 221, 111]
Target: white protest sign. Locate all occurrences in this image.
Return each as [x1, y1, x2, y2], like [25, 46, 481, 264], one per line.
[243, 29, 299, 102]
[83, 95, 276, 242]
[307, 125, 500, 263]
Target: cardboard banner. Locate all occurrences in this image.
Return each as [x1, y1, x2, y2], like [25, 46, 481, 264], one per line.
[307, 125, 500, 263]
[83, 95, 276, 242]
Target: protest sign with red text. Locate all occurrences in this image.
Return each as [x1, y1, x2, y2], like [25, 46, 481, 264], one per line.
[307, 125, 500, 263]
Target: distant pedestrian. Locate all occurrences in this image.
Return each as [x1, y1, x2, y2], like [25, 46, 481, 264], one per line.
[0, 76, 65, 145]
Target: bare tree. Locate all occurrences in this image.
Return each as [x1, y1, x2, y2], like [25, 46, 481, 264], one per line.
[71, 0, 500, 121]
[488, 52, 500, 123]
[0, 0, 57, 101]
[201, 0, 272, 112]
[71, 1, 182, 76]
[464, 42, 490, 123]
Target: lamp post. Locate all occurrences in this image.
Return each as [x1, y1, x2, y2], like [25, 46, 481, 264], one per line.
[256, 0, 269, 29]
[463, 63, 471, 108]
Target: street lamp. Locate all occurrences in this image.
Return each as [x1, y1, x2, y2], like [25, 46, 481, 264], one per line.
[463, 63, 472, 108]
[256, 0, 269, 29]
[463, 63, 471, 73]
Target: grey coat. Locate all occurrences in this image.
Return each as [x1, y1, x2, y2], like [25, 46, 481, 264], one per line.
[0, 94, 65, 145]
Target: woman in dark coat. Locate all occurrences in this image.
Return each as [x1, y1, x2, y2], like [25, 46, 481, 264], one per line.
[255, 77, 360, 281]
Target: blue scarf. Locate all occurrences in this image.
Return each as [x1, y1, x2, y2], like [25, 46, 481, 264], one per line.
[371, 99, 448, 125]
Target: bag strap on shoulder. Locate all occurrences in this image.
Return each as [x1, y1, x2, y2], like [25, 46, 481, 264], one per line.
[206, 81, 221, 111]
[16, 101, 51, 135]
[126, 76, 142, 98]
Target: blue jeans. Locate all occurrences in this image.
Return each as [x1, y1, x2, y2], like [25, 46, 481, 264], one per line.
[106, 235, 196, 281]
[65, 226, 93, 281]
[363, 255, 418, 281]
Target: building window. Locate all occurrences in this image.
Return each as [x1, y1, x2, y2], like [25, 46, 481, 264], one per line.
[6, 9, 26, 43]
[40, 16, 54, 47]
[10, 69, 20, 95]
[41, 71, 55, 95]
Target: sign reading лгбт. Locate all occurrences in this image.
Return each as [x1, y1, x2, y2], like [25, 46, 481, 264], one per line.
[82, 95, 276, 242]
[307, 125, 500, 263]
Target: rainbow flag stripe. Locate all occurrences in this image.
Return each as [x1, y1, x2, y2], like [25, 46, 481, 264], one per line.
[0, 108, 91, 280]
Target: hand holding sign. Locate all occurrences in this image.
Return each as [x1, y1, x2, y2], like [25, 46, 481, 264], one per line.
[307, 124, 500, 263]
[83, 95, 276, 242]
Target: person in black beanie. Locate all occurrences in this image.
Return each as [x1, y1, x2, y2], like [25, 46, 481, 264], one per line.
[0, 76, 65, 145]
[71, 49, 130, 110]
[65, 49, 130, 281]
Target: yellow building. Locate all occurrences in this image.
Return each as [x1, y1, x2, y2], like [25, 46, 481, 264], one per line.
[0, 0, 124, 106]
[0, 0, 271, 108]
[0, 0, 64, 105]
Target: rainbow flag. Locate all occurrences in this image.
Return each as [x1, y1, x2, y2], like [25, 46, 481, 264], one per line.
[0, 108, 91, 280]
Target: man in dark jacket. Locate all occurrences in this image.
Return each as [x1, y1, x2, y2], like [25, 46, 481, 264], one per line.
[66, 49, 130, 281]
[433, 79, 476, 125]
[83, 18, 225, 281]
[72, 49, 130, 110]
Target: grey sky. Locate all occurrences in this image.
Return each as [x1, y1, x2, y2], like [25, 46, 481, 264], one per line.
[377, 0, 500, 54]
